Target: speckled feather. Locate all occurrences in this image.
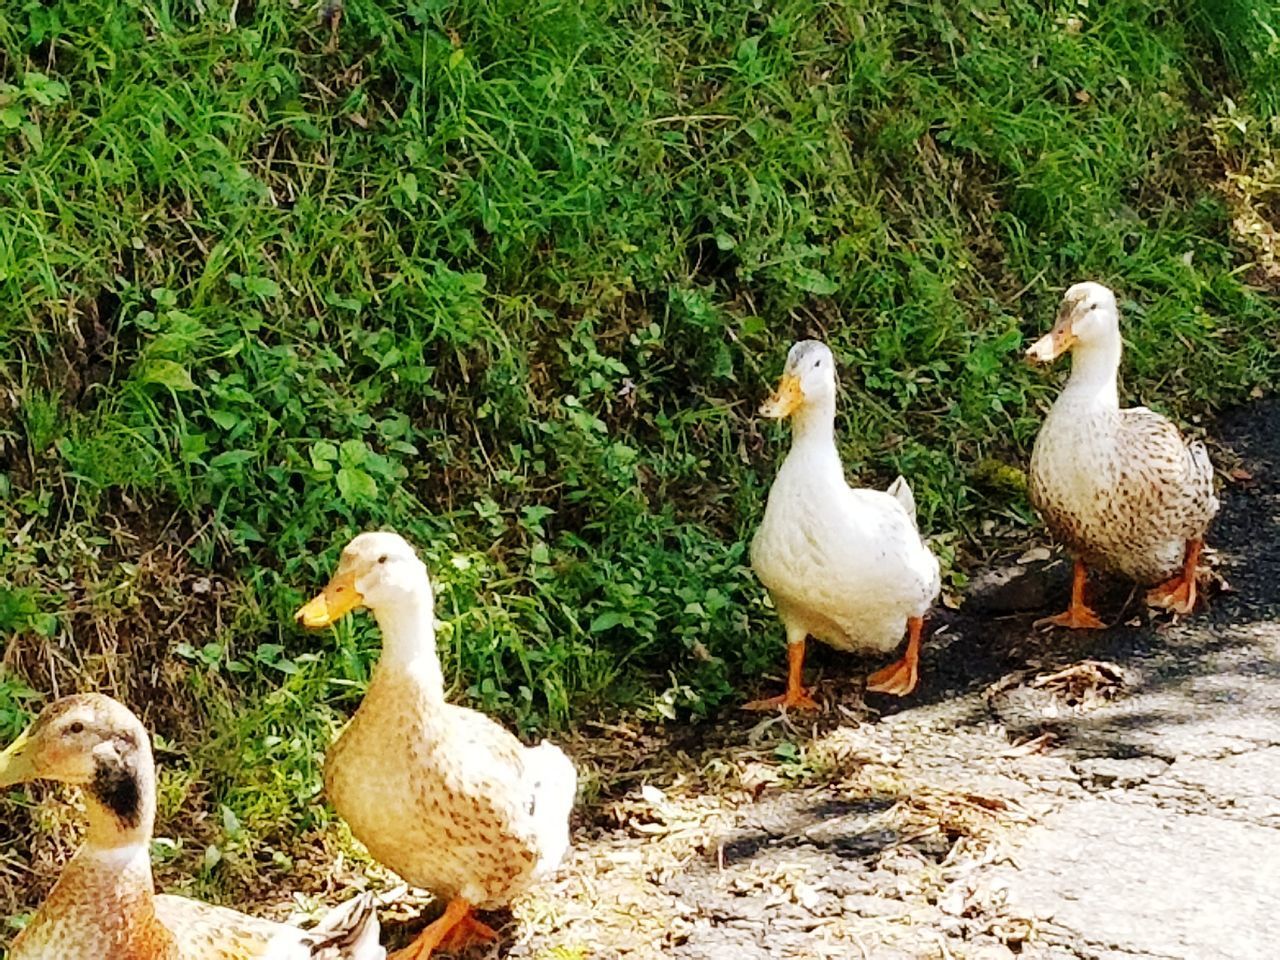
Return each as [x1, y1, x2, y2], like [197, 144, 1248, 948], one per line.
[325, 667, 545, 909]
[155, 893, 383, 960]
[1030, 401, 1217, 583]
[11, 846, 181, 960]
[326, 663, 577, 911]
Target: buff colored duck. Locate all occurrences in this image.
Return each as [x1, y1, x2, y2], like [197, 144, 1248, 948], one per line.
[748, 340, 942, 710]
[0, 693, 383, 960]
[295, 531, 576, 960]
[1027, 281, 1219, 627]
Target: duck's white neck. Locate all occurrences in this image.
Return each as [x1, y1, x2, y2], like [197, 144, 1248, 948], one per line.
[787, 394, 840, 463]
[22, 746, 162, 955]
[77, 837, 153, 872]
[370, 590, 445, 700]
[1056, 331, 1121, 413]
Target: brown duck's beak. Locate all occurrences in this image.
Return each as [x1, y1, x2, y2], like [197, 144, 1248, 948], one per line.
[295, 569, 363, 628]
[0, 729, 36, 788]
[759, 373, 804, 418]
[1027, 304, 1079, 363]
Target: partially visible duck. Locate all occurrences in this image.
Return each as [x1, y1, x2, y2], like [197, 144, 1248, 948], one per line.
[0, 693, 383, 960]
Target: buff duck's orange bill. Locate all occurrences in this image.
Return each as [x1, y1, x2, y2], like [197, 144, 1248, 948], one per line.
[295, 569, 363, 627]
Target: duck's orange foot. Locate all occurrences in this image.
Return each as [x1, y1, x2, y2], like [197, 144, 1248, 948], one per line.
[1034, 606, 1106, 630]
[389, 934, 440, 960]
[745, 639, 819, 711]
[1146, 575, 1197, 615]
[865, 656, 918, 697]
[1037, 557, 1105, 630]
[743, 688, 821, 712]
[865, 615, 923, 697]
[438, 913, 498, 951]
[1147, 538, 1204, 616]
[389, 899, 493, 960]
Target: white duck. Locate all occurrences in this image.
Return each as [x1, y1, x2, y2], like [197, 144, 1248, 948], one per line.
[748, 340, 941, 709]
[1027, 281, 1219, 627]
[296, 532, 576, 960]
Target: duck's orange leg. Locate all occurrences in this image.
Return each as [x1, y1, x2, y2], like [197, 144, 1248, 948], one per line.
[1146, 539, 1203, 616]
[1035, 557, 1105, 630]
[744, 640, 820, 712]
[438, 911, 497, 951]
[866, 615, 923, 696]
[390, 898, 495, 959]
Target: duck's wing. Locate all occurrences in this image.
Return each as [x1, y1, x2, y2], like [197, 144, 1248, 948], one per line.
[438, 707, 576, 875]
[301, 893, 384, 960]
[434, 703, 547, 841]
[840, 484, 930, 557]
[1117, 407, 1219, 535]
[154, 893, 384, 960]
[834, 484, 941, 600]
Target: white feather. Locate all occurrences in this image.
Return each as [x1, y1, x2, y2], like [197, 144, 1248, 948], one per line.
[523, 740, 578, 877]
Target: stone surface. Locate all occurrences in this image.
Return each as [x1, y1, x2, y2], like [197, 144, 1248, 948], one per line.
[996, 800, 1279, 960]
[964, 556, 1073, 613]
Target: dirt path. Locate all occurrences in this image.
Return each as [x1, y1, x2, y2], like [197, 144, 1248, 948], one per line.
[473, 400, 1280, 960]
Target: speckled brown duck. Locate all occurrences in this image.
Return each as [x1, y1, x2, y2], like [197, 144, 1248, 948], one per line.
[0, 693, 383, 960]
[1027, 281, 1219, 628]
[296, 531, 577, 960]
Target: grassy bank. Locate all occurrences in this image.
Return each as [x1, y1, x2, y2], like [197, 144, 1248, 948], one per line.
[1, 0, 1277, 929]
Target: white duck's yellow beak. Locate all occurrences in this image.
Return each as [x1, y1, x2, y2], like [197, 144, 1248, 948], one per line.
[1027, 305, 1079, 363]
[759, 373, 804, 418]
[295, 569, 363, 628]
[0, 729, 36, 788]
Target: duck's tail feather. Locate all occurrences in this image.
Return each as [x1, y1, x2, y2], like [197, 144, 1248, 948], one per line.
[887, 475, 918, 529]
[524, 739, 578, 877]
[306, 892, 385, 960]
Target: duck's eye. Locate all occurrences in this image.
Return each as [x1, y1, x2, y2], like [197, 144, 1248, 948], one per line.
[67, 722, 84, 736]
[812, 359, 821, 369]
[1089, 303, 1097, 311]
[377, 555, 388, 565]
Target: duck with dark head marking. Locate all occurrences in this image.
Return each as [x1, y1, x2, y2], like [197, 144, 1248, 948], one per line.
[0, 693, 385, 960]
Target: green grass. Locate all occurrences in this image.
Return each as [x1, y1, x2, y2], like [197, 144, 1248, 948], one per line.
[1, 0, 1278, 931]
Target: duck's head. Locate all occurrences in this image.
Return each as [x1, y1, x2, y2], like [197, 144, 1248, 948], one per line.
[295, 530, 432, 628]
[1028, 281, 1119, 363]
[0, 694, 150, 829]
[760, 339, 837, 418]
